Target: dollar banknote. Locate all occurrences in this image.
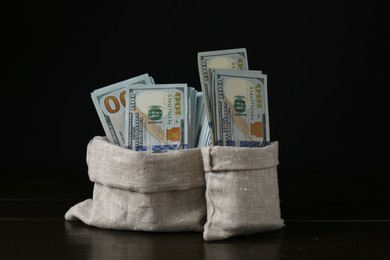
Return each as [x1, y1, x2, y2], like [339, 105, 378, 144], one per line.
[194, 92, 205, 146]
[187, 86, 198, 148]
[197, 48, 249, 133]
[197, 113, 212, 147]
[91, 73, 153, 147]
[124, 84, 189, 151]
[211, 69, 269, 147]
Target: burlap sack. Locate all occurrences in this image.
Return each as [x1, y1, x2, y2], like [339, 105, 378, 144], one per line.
[201, 142, 284, 241]
[65, 136, 206, 232]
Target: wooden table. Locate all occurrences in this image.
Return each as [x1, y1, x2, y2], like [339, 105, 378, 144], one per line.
[1, 178, 390, 259]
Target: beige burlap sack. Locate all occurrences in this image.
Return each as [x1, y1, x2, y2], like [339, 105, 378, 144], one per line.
[65, 136, 206, 232]
[201, 142, 284, 241]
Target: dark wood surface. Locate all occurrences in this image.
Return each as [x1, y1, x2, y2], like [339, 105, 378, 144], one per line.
[1, 178, 390, 259]
[1, 219, 390, 260]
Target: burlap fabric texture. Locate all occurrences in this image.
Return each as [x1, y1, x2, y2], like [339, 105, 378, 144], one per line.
[65, 136, 207, 232]
[201, 142, 284, 241]
[65, 136, 284, 240]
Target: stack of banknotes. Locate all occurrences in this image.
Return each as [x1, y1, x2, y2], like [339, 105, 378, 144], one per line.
[91, 48, 270, 151]
[197, 48, 270, 148]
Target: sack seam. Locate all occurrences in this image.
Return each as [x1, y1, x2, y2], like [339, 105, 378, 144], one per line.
[204, 171, 216, 234]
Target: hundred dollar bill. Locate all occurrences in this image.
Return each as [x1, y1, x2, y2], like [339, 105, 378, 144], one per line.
[125, 84, 188, 151]
[197, 48, 249, 132]
[187, 87, 198, 148]
[195, 92, 205, 146]
[197, 113, 212, 147]
[212, 69, 269, 147]
[210, 69, 262, 139]
[91, 73, 153, 147]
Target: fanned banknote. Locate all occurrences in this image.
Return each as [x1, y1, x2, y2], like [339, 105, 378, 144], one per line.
[125, 84, 189, 151]
[197, 48, 249, 132]
[211, 69, 269, 147]
[91, 73, 153, 147]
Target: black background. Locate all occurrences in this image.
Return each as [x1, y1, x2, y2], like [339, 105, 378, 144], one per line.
[2, 1, 389, 220]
